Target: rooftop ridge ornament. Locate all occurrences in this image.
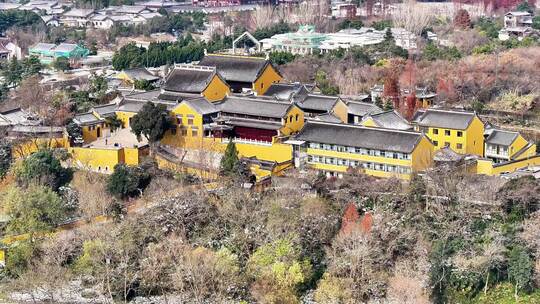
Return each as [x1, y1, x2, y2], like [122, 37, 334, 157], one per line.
[232, 31, 261, 55]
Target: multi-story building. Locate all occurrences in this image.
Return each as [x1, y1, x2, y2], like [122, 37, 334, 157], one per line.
[484, 127, 536, 163]
[499, 11, 534, 41]
[413, 109, 484, 156]
[291, 121, 434, 179]
[198, 54, 282, 95]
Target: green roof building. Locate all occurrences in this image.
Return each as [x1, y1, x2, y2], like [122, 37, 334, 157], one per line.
[29, 42, 90, 64]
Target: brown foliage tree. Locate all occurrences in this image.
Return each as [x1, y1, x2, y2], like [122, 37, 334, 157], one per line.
[383, 72, 401, 109]
[340, 203, 360, 236]
[454, 9, 471, 28]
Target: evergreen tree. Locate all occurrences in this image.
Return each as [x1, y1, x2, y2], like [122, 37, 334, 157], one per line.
[130, 102, 174, 145]
[53, 56, 71, 72]
[15, 149, 73, 191]
[220, 141, 239, 176]
[508, 245, 534, 297]
[0, 139, 12, 179]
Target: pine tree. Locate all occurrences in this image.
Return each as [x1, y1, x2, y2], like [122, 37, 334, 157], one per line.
[220, 141, 239, 176]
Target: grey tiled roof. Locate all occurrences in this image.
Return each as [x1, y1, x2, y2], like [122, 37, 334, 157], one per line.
[295, 121, 424, 153]
[310, 113, 342, 123]
[74, 112, 101, 125]
[218, 96, 291, 119]
[124, 68, 160, 82]
[485, 129, 519, 146]
[124, 89, 161, 101]
[365, 110, 412, 130]
[297, 94, 339, 112]
[416, 109, 476, 130]
[163, 67, 215, 93]
[224, 117, 283, 130]
[54, 43, 77, 52]
[182, 98, 219, 115]
[198, 55, 270, 83]
[263, 83, 315, 101]
[117, 102, 145, 113]
[31, 42, 56, 52]
[93, 103, 118, 117]
[347, 101, 382, 116]
[63, 8, 95, 17]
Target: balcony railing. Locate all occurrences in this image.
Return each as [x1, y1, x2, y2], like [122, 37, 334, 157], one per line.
[222, 137, 272, 147]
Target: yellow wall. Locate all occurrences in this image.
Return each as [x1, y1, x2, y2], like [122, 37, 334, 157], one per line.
[202, 75, 230, 102]
[476, 155, 540, 175]
[70, 147, 122, 173]
[116, 111, 137, 129]
[411, 136, 434, 171]
[332, 99, 349, 123]
[253, 64, 282, 95]
[465, 116, 485, 156]
[69, 146, 147, 173]
[116, 71, 134, 84]
[281, 105, 305, 136]
[423, 116, 484, 156]
[12, 137, 67, 158]
[81, 123, 106, 143]
[155, 153, 218, 181]
[361, 117, 378, 128]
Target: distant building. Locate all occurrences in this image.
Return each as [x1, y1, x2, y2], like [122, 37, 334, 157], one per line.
[0, 38, 22, 61]
[260, 26, 418, 55]
[192, 0, 241, 6]
[29, 42, 90, 64]
[499, 11, 534, 41]
[331, 1, 357, 18]
[60, 8, 96, 27]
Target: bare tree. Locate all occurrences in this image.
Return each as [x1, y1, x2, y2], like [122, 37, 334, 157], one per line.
[391, 0, 434, 34]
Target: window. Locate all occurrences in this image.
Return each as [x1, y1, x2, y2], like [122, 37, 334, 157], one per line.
[295, 114, 299, 121]
[444, 142, 450, 147]
[176, 115, 183, 125]
[289, 116, 293, 123]
[457, 131, 463, 137]
[456, 143, 463, 149]
[187, 115, 194, 125]
[171, 126, 177, 135]
[191, 127, 198, 137]
[181, 128, 188, 136]
[445, 130, 451, 136]
[433, 140, 439, 146]
[433, 128, 439, 135]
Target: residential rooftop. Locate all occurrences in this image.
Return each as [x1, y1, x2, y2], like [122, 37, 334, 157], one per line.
[198, 54, 271, 83]
[163, 65, 219, 94]
[363, 110, 412, 130]
[217, 96, 292, 119]
[295, 121, 425, 153]
[414, 109, 477, 130]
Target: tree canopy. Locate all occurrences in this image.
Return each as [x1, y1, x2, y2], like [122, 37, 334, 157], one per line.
[15, 149, 73, 191]
[130, 102, 174, 143]
[106, 163, 151, 199]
